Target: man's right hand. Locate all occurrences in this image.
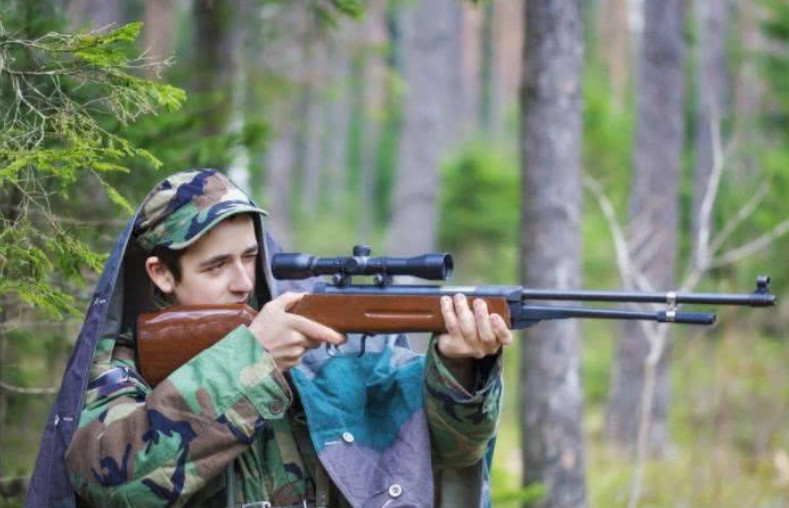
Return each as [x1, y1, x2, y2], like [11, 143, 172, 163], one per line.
[247, 292, 346, 371]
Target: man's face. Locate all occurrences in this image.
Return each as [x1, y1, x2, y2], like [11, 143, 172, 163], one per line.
[151, 215, 259, 306]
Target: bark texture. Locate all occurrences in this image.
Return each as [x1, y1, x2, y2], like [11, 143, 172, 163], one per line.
[596, 0, 632, 110]
[66, 0, 122, 29]
[606, 0, 687, 454]
[192, 0, 238, 141]
[142, 0, 178, 74]
[692, 0, 729, 249]
[386, 0, 462, 255]
[519, 1, 587, 507]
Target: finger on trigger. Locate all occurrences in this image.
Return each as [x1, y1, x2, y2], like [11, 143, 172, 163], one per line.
[289, 314, 345, 345]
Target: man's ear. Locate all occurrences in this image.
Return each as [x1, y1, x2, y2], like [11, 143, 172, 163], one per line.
[145, 256, 176, 295]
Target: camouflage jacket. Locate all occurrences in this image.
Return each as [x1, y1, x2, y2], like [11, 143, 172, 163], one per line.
[27, 212, 501, 508]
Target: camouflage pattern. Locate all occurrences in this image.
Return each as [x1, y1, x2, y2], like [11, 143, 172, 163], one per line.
[134, 169, 268, 252]
[65, 325, 501, 507]
[45, 169, 502, 507]
[66, 326, 302, 507]
[424, 342, 502, 470]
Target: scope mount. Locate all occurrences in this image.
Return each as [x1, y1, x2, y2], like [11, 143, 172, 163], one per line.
[332, 246, 395, 287]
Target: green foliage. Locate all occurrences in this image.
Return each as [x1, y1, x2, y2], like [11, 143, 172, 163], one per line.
[582, 59, 634, 215]
[491, 466, 547, 506]
[0, 11, 185, 315]
[438, 142, 519, 251]
[313, 0, 365, 27]
[437, 141, 519, 283]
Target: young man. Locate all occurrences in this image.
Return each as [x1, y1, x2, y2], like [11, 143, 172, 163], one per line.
[27, 169, 512, 507]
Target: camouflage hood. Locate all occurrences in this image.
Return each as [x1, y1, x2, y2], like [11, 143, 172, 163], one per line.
[24, 171, 306, 508]
[26, 170, 495, 508]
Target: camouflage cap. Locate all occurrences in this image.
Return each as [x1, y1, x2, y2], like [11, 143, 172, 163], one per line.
[133, 169, 268, 251]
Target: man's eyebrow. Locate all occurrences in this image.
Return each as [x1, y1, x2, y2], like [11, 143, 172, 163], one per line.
[198, 254, 230, 268]
[198, 245, 258, 268]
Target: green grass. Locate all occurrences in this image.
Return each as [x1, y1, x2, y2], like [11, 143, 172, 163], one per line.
[492, 323, 789, 506]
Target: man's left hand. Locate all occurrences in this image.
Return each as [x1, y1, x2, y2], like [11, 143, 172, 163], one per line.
[437, 293, 513, 360]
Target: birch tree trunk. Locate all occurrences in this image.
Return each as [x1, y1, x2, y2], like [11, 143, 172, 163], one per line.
[596, 0, 631, 110]
[606, 0, 687, 455]
[732, 0, 766, 180]
[520, 1, 587, 506]
[386, 0, 462, 255]
[692, 0, 729, 251]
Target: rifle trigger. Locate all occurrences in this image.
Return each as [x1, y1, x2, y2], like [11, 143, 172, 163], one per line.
[357, 334, 370, 357]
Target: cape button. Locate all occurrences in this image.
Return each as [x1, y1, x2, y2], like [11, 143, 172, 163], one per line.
[342, 431, 355, 444]
[269, 400, 284, 415]
[388, 484, 403, 498]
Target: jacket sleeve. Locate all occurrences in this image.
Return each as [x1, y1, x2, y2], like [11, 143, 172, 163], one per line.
[423, 337, 503, 469]
[65, 325, 292, 508]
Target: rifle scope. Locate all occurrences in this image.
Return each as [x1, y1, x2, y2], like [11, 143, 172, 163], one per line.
[272, 246, 453, 281]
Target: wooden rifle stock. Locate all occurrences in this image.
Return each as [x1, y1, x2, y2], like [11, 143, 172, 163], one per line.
[136, 295, 512, 386]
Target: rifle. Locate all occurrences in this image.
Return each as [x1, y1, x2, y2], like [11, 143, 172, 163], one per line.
[136, 246, 776, 386]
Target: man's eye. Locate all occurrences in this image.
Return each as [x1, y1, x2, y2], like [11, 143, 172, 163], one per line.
[207, 263, 224, 272]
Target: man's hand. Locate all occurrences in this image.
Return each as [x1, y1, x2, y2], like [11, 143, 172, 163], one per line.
[248, 292, 346, 371]
[437, 293, 513, 360]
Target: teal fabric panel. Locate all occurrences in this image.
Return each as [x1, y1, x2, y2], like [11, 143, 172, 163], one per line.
[292, 348, 425, 453]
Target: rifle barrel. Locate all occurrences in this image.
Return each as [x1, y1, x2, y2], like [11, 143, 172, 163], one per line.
[520, 289, 775, 307]
[317, 283, 775, 307]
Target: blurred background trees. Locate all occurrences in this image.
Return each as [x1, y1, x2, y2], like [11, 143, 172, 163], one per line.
[2, 0, 789, 506]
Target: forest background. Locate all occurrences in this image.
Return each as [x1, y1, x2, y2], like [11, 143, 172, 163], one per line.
[1, 0, 789, 507]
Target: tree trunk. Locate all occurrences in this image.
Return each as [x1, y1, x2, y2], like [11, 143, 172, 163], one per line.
[732, 0, 764, 180]
[372, 4, 405, 225]
[255, 4, 315, 244]
[66, 0, 122, 29]
[477, 2, 494, 135]
[606, 0, 686, 455]
[493, 0, 524, 140]
[142, 0, 178, 79]
[323, 35, 352, 216]
[596, 0, 631, 110]
[0, 185, 22, 479]
[386, 0, 462, 255]
[192, 0, 237, 145]
[301, 42, 326, 218]
[265, 125, 296, 248]
[0, 306, 7, 478]
[358, 2, 388, 242]
[691, 0, 729, 254]
[519, 1, 586, 507]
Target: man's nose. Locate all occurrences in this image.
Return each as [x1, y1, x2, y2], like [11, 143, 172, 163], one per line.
[230, 261, 254, 292]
